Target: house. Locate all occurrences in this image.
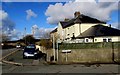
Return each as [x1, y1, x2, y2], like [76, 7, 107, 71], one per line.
[50, 11, 120, 43]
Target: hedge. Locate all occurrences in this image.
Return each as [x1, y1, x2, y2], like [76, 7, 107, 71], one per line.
[59, 42, 120, 50]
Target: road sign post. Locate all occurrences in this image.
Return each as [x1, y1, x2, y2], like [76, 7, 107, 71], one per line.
[62, 50, 71, 62]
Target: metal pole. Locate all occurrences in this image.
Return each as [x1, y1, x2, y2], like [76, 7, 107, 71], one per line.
[111, 42, 114, 62]
[57, 40, 58, 61]
[24, 27, 26, 45]
[66, 51, 67, 62]
[53, 34, 55, 61]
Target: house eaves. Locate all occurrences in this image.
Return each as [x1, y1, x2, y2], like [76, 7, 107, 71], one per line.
[76, 24, 120, 38]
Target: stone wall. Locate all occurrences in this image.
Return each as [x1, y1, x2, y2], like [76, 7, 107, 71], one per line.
[58, 48, 120, 63]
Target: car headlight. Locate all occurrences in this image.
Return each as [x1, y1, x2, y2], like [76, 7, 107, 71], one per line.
[24, 52, 28, 55]
[34, 52, 37, 54]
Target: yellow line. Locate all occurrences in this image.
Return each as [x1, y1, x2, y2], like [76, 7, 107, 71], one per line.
[0, 49, 19, 61]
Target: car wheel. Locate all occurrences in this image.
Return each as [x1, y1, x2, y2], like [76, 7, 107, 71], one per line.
[34, 55, 38, 59]
[23, 55, 26, 59]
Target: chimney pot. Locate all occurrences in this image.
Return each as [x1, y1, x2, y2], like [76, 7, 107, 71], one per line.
[64, 18, 69, 21]
[109, 24, 111, 27]
[74, 11, 80, 18]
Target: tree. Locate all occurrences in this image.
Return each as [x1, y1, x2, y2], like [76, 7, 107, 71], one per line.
[40, 39, 52, 50]
[22, 35, 35, 45]
[38, 32, 52, 50]
[0, 34, 10, 42]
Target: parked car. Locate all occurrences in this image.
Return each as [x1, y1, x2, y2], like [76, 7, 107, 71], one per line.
[23, 45, 38, 59]
[16, 44, 21, 48]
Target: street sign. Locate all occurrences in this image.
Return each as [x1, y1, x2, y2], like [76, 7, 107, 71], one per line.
[62, 50, 71, 53]
[62, 50, 71, 62]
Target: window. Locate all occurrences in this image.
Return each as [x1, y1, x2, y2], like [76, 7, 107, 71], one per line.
[86, 39, 88, 42]
[95, 39, 97, 41]
[72, 33, 75, 39]
[85, 38, 89, 42]
[108, 38, 112, 42]
[103, 39, 107, 42]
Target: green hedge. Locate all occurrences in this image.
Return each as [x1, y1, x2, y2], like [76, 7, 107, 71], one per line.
[59, 42, 120, 50]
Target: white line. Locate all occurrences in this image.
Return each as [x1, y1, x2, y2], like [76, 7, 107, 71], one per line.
[0, 49, 19, 61]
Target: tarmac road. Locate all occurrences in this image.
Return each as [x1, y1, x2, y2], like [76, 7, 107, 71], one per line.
[2, 63, 120, 73]
[1, 48, 17, 59]
[1, 48, 120, 74]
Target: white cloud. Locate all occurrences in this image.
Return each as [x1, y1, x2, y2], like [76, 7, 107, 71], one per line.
[98, 0, 119, 2]
[0, 10, 15, 34]
[0, 10, 8, 21]
[32, 24, 39, 30]
[75, 0, 96, 2]
[0, 10, 18, 40]
[45, 1, 118, 24]
[26, 9, 37, 20]
[9, 29, 22, 40]
[31, 24, 54, 38]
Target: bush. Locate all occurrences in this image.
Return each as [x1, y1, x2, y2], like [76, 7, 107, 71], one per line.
[59, 42, 120, 50]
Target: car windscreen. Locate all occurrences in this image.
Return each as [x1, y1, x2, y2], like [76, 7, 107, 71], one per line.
[26, 46, 35, 48]
[24, 48, 36, 52]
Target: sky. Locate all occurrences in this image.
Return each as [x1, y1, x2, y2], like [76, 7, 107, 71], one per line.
[1, 0, 120, 40]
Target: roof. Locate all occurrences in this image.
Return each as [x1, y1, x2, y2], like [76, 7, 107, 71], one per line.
[50, 28, 57, 34]
[76, 24, 120, 38]
[60, 14, 106, 28]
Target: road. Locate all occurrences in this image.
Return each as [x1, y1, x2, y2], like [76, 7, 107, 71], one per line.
[1, 48, 17, 59]
[2, 64, 120, 73]
[1, 48, 120, 74]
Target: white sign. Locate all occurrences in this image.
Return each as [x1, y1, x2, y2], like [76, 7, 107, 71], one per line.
[62, 50, 71, 53]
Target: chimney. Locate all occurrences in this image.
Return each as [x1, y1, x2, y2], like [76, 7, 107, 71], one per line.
[64, 18, 69, 21]
[109, 24, 111, 28]
[74, 11, 80, 18]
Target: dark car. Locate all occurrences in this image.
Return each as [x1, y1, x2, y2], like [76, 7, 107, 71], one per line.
[23, 45, 38, 59]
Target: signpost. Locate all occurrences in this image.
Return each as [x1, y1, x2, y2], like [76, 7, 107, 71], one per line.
[62, 50, 71, 62]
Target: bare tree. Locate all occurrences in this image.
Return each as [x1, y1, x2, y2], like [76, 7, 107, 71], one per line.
[22, 35, 35, 45]
[38, 32, 52, 50]
[0, 34, 10, 42]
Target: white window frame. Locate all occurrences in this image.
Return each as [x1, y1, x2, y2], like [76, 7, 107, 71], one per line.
[85, 38, 89, 43]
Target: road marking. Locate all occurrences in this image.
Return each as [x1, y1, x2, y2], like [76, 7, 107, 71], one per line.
[2, 60, 23, 66]
[0, 49, 19, 61]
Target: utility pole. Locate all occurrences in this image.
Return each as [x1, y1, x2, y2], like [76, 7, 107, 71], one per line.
[111, 42, 115, 62]
[24, 27, 26, 45]
[32, 27, 35, 37]
[57, 40, 58, 61]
